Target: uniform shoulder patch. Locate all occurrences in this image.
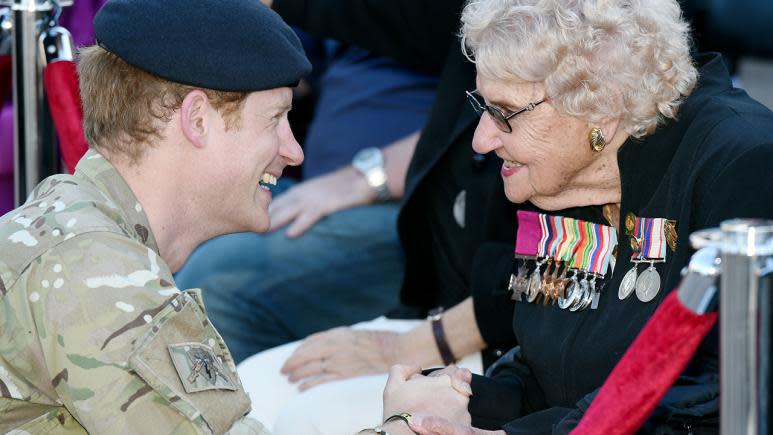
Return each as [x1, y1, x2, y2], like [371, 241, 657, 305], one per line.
[168, 342, 237, 394]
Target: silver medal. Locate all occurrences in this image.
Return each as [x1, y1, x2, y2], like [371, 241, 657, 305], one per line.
[618, 263, 639, 300]
[578, 278, 594, 311]
[569, 277, 590, 312]
[558, 275, 579, 310]
[635, 263, 661, 302]
[527, 271, 541, 303]
[510, 262, 528, 301]
[526, 259, 546, 303]
[516, 263, 530, 294]
[589, 277, 601, 310]
[508, 273, 521, 301]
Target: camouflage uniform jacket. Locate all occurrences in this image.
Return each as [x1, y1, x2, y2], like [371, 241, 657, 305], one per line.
[0, 150, 269, 435]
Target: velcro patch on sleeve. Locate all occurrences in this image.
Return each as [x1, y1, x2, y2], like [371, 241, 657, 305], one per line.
[168, 342, 237, 393]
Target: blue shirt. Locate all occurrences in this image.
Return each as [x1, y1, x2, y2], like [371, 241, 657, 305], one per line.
[301, 40, 438, 179]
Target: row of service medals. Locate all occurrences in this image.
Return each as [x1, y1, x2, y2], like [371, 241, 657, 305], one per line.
[617, 213, 677, 302]
[508, 210, 618, 312]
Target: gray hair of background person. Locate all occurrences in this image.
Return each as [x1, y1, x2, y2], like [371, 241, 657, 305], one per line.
[460, 0, 698, 138]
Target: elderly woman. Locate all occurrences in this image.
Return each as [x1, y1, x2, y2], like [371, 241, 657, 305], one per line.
[247, 0, 773, 433]
[400, 0, 773, 433]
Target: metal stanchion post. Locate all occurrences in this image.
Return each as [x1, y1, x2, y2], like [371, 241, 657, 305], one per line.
[0, 0, 72, 205]
[694, 219, 773, 434]
[719, 220, 773, 435]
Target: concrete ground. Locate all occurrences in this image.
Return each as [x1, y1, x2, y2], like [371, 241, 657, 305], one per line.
[737, 57, 773, 109]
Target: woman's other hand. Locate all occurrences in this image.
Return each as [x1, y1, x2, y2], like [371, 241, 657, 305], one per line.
[269, 167, 375, 238]
[281, 327, 403, 390]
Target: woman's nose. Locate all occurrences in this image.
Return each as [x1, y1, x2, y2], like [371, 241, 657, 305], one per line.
[471, 113, 502, 155]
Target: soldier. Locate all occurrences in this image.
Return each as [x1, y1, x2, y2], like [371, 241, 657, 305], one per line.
[0, 0, 310, 433]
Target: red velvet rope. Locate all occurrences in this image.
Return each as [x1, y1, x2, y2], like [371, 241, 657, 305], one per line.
[571, 290, 718, 435]
[43, 60, 88, 174]
[1, 55, 11, 103]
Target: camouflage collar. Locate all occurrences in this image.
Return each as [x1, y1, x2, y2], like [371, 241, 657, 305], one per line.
[73, 149, 160, 255]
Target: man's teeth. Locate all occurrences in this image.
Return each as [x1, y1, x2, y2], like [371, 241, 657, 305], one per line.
[260, 173, 277, 186]
[503, 159, 524, 168]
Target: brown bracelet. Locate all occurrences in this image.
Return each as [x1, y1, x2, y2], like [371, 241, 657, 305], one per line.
[428, 307, 456, 366]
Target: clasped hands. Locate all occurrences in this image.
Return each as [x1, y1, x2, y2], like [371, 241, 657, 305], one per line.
[381, 364, 473, 435]
[381, 365, 503, 435]
[282, 328, 501, 434]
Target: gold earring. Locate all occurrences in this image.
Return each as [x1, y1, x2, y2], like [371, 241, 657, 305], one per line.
[589, 127, 606, 152]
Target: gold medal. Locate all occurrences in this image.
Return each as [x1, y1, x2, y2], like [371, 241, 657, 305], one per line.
[665, 220, 678, 252]
[556, 262, 569, 300]
[629, 236, 642, 253]
[625, 212, 636, 235]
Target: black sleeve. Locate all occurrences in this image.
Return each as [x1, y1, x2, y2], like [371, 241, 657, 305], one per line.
[469, 374, 524, 430]
[504, 408, 576, 435]
[470, 242, 518, 349]
[697, 141, 773, 227]
[469, 347, 550, 431]
[272, 0, 467, 72]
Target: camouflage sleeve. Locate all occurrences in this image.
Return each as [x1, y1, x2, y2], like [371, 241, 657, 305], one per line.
[23, 232, 266, 434]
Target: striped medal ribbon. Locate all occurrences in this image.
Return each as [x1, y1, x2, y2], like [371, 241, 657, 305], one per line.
[619, 216, 668, 301]
[635, 217, 667, 303]
[514, 212, 617, 310]
[561, 219, 618, 311]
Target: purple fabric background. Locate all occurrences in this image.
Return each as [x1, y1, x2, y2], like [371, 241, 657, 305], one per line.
[0, 0, 105, 214]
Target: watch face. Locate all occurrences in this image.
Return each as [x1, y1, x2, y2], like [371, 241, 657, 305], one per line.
[353, 147, 384, 171]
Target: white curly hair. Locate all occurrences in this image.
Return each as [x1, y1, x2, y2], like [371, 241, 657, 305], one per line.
[460, 0, 698, 138]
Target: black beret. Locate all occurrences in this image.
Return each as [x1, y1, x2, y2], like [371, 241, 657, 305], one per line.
[94, 0, 311, 92]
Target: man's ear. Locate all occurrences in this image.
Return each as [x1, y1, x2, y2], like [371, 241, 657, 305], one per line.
[180, 90, 211, 149]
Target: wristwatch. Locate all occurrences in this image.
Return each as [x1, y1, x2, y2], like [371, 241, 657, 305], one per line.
[352, 147, 390, 201]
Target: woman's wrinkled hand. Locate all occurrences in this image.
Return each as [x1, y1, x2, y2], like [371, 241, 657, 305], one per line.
[280, 327, 401, 391]
[383, 364, 472, 426]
